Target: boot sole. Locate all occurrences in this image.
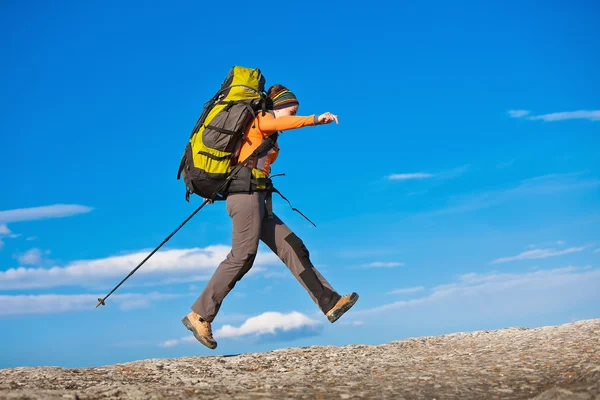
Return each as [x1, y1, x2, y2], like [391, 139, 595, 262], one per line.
[327, 292, 359, 323]
[181, 316, 217, 349]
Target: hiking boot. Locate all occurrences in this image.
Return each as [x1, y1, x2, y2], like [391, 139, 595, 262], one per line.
[326, 292, 359, 323]
[182, 311, 217, 349]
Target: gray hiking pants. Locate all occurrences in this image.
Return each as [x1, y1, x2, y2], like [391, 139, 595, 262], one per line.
[191, 191, 341, 322]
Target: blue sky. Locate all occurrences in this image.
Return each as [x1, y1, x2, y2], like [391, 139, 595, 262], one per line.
[1, 0, 599, 368]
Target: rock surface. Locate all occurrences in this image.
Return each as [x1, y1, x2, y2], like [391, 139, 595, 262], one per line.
[1, 319, 598, 399]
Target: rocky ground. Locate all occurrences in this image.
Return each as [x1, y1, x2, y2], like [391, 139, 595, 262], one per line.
[1, 319, 598, 399]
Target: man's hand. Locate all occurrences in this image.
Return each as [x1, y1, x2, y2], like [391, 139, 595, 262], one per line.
[318, 112, 339, 124]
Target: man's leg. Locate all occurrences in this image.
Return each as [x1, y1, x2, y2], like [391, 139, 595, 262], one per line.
[190, 192, 265, 322]
[260, 213, 341, 315]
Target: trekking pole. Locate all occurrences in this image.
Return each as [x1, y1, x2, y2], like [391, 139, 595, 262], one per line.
[95, 199, 210, 308]
[96, 128, 276, 309]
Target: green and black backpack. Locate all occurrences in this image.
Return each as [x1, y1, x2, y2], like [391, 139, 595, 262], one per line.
[177, 66, 276, 201]
[177, 66, 315, 226]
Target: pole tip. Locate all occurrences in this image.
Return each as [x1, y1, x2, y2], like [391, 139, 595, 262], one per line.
[95, 298, 106, 308]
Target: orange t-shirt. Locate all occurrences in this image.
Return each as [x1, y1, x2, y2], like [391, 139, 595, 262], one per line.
[237, 112, 317, 176]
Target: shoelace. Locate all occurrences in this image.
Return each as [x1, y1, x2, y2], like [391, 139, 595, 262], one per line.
[203, 321, 213, 337]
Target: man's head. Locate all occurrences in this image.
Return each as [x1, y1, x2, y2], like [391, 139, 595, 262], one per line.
[268, 84, 299, 117]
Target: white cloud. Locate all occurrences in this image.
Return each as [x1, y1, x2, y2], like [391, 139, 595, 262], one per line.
[0, 292, 182, 317]
[529, 110, 600, 122]
[0, 224, 19, 250]
[355, 266, 600, 317]
[0, 224, 11, 235]
[0, 204, 93, 223]
[159, 335, 199, 348]
[491, 247, 585, 264]
[508, 110, 530, 118]
[16, 248, 43, 265]
[160, 311, 321, 347]
[216, 311, 320, 339]
[341, 320, 365, 326]
[527, 240, 566, 249]
[115, 292, 184, 311]
[361, 262, 404, 268]
[247, 266, 268, 276]
[161, 339, 181, 348]
[387, 166, 469, 182]
[508, 109, 600, 122]
[387, 286, 425, 295]
[424, 172, 600, 216]
[26, 236, 37, 241]
[263, 270, 290, 279]
[0, 245, 280, 290]
[387, 173, 434, 181]
[514, 173, 600, 195]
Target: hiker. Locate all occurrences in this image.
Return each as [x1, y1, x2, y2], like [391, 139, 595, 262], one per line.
[182, 84, 359, 349]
